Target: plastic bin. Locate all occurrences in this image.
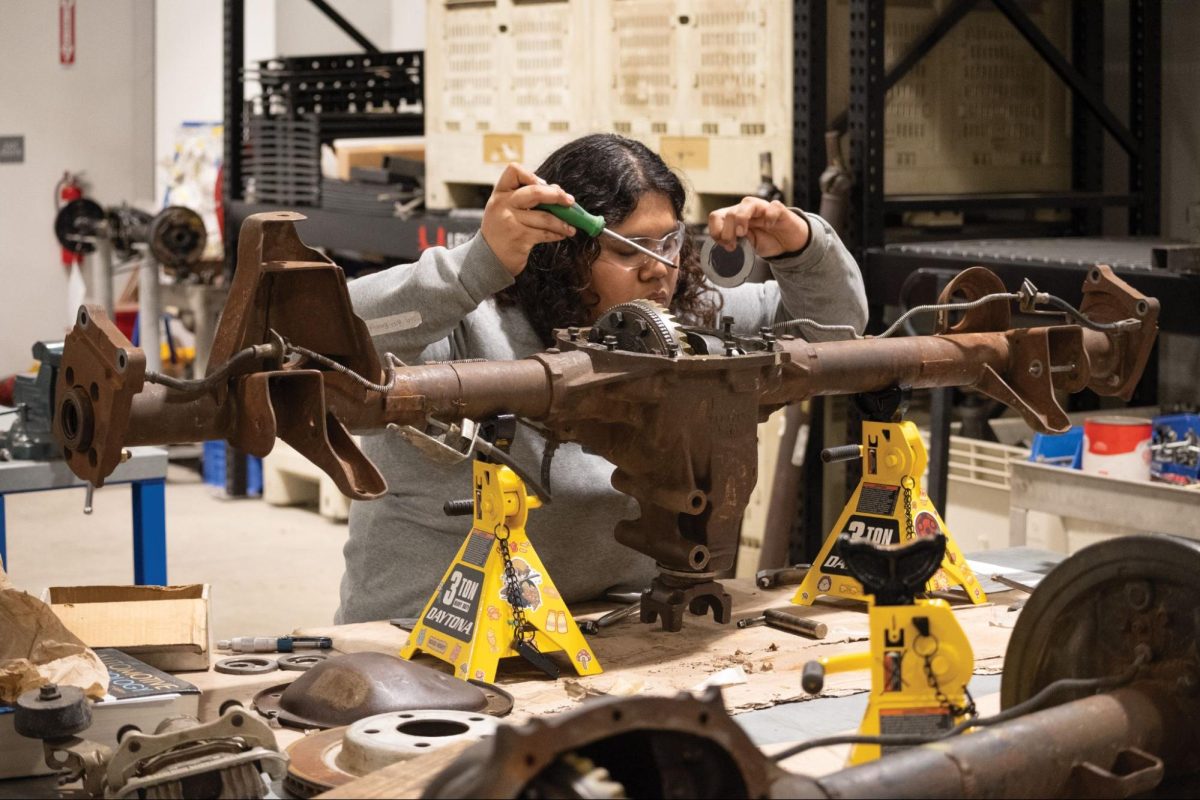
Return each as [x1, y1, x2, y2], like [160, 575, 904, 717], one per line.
[1152, 413, 1200, 484]
[202, 440, 263, 497]
[1029, 426, 1084, 469]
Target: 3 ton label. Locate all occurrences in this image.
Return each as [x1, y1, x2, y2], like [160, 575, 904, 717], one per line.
[423, 565, 484, 642]
[821, 515, 900, 575]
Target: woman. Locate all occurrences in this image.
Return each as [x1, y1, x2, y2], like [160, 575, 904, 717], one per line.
[337, 133, 867, 623]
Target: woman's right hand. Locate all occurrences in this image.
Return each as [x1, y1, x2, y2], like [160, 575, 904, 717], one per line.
[481, 162, 578, 276]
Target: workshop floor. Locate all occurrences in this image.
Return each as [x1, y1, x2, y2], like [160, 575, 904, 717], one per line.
[3, 463, 348, 640]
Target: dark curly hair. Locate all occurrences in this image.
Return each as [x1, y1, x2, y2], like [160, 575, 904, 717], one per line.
[496, 133, 721, 345]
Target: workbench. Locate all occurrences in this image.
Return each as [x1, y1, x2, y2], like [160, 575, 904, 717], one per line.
[1009, 460, 1200, 545]
[180, 574, 1025, 795]
[0, 446, 169, 583]
[3, 556, 1037, 798]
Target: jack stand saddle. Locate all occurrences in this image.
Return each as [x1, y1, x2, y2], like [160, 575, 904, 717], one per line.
[793, 400, 986, 606]
[401, 419, 601, 684]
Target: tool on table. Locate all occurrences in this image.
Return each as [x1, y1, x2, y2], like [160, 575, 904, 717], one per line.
[578, 591, 644, 635]
[990, 573, 1037, 594]
[801, 532, 975, 765]
[277, 653, 328, 671]
[736, 608, 828, 639]
[792, 388, 986, 608]
[401, 415, 601, 683]
[535, 198, 678, 269]
[755, 564, 811, 590]
[217, 635, 333, 653]
[14, 689, 285, 799]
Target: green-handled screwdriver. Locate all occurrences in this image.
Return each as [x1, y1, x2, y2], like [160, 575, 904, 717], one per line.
[536, 201, 677, 269]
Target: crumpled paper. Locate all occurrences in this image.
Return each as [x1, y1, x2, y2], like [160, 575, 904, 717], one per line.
[0, 573, 109, 704]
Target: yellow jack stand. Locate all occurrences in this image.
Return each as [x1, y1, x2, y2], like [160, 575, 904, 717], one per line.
[796, 532, 974, 762]
[803, 598, 975, 763]
[401, 455, 601, 684]
[793, 419, 986, 606]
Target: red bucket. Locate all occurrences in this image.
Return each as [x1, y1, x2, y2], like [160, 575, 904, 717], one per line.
[1081, 417, 1152, 481]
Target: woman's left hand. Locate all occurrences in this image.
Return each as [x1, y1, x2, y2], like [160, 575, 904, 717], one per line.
[708, 198, 809, 258]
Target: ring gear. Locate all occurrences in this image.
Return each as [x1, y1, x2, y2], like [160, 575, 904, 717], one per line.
[589, 300, 690, 356]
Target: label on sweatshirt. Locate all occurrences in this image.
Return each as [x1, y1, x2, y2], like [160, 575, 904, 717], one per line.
[367, 311, 422, 337]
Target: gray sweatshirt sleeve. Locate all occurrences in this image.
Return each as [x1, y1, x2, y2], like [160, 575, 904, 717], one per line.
[347, 233, 514, 362]
[718, 211, 868, 341]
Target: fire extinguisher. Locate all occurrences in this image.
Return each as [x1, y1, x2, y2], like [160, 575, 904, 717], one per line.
[55, 171, 85, 270]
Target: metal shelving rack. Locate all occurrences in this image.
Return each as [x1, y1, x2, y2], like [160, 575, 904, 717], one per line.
[223, 0, 460, 271]
[777, 0, 1182, 328]
[782, 0, 1178, 556]
[816, 0, 1189, 337]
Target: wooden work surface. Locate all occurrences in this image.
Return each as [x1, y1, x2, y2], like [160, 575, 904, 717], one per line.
[185, 578, 1019, 764]
[296, 579, 1014, 715]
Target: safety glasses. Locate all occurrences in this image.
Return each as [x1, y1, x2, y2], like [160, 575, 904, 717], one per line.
[596, 221, 686, 271]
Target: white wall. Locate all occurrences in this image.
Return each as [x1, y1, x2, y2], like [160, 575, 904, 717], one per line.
[275, 0, 390, 55]
[153, 0, 278, 204]
[0, 0, 154, 374]
[391, 0, 426, 52]
[154, 3, 222, 206]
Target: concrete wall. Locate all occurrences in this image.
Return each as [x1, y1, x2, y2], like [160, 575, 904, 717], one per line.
[0, 0, 154, 374]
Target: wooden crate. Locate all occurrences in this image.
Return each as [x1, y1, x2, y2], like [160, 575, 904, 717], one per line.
[425, 0, 596, 209]
[426, 0, 1069, 218]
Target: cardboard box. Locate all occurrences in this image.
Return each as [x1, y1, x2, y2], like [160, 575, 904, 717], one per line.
[43, 585, 211, 672]
[332, 136, 425, 180]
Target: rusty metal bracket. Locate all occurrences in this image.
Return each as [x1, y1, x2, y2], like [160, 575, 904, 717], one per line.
[935, 266, 1011, 334]
[53, 305, 145, 488]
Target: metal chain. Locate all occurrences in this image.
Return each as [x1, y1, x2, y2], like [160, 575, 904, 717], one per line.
[494, 524, 534, 648]
[901, 476, 916, 541]
[920, 648, 977, 718]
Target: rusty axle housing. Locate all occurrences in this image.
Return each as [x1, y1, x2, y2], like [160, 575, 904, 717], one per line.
[54, 213, 1160, 630]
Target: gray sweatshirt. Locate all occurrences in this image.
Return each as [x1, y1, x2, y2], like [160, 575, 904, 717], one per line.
[336, 212, 867, 623]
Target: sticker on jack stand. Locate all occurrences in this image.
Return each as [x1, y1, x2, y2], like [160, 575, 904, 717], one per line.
[463, 531, 494, 567]
[498, 558, 543, 612]
[820, 516, 901, 575]
[913, 511, 941, 538]
[879, 707, 953, 752]
[856, 483, 899, 515]
[424, 565, 485, 642]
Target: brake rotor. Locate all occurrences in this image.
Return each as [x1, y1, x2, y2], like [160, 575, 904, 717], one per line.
[252, 651, 513, 730]
[282, 726, 349, 798]
[589, 300, 688, 356]
[1001, 534, 1200, 774]
[54, 198, 105, 254]
[149, 205, 207, 269]
[284, 710, 501, 798]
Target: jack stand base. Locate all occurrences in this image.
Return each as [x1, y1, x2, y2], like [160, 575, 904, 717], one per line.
[401, 457, 601, 683]
[641, 576, 732, 632]
[793, 419, 987, 607]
